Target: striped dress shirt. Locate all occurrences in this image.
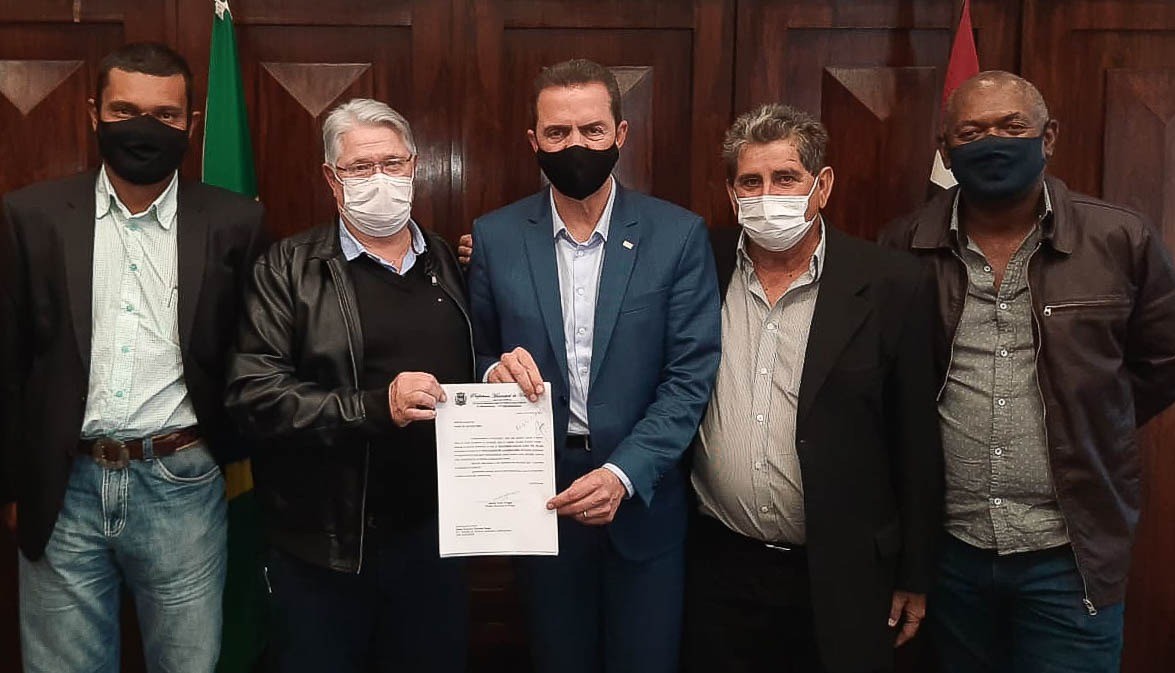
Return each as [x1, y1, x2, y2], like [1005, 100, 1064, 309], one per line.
[692, 225, 826, 544]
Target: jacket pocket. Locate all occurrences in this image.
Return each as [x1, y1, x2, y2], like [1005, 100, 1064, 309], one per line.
[619, 286, 668, 314]
[1041, 296, 1130, 317]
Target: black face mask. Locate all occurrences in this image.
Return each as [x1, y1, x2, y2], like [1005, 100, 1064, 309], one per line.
[948, 134, 1047, 204]
[96, 115, 190, 185]
[536, 143, 619, 200]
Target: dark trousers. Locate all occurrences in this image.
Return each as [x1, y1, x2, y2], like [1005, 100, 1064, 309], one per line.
[265, 519, 468, 673]
[930, 534, 1124, 673]
[684, 514, 833, 673]
[517, 448, 684, 673]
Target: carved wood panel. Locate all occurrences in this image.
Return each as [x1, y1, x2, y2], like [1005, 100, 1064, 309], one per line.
[733, 0, 1020, 241]
[176, 0, 453, 239]
[1104, 69, 1175, 240]
[457, 0, 735, 231]
[821, 66, 939, 239]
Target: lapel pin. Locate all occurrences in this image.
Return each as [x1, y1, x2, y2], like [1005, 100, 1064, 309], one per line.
[623, 240, 634, 250]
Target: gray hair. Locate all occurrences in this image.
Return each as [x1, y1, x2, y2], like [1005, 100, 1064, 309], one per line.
[722, 103, 828, 180]
[322, 98, 417, 166]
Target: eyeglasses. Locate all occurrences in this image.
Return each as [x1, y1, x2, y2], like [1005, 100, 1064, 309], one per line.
[335, 157, 415, 179]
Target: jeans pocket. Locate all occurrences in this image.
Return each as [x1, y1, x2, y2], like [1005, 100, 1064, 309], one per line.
[154, 444, 221, 484]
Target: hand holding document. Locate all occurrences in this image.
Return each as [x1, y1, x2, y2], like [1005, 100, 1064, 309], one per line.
[435, 383, 558, 557]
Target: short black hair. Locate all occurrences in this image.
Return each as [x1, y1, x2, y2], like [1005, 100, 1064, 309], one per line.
[96, 42, 194, 113]
[532, 59, 623, 127]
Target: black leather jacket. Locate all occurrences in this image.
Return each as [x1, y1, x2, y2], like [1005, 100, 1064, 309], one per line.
[225, 223, 472, 573]
[881, 175, 1175, 610]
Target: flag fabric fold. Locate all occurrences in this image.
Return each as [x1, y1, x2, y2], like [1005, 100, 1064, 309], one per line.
[930, 0, 981, 190]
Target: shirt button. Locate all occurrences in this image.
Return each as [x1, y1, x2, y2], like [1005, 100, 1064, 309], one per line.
[999, 348, 1009, 357]
[759, 368, 768, 375]
[997, 398, 1007, 407]
[766, 323, 777, 331]
[755, 414, 765, 422]
[579, 366, 588, 374]
[129, 263, 138, 272]
[993, 497, 1003, 506]
[753, 461, 762, 470]
[999, 302, 1009, 310]
[760, 505, 770, 513]
[577, 328, 586, 336]
[114, 390, 125, 398]
[576, 287, 585, 296]
[994, 448, 1003, 456]
[576, 250, 584, 258]
[983, 265, 992, 273]
[125, 304, 134, 313]
[120, 345, 130, 354]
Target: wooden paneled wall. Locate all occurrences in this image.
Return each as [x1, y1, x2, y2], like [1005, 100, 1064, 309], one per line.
[1, 1, 1174, 671]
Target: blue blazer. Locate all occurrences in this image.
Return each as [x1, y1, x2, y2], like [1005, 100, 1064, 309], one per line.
[468, 185, 721, 560]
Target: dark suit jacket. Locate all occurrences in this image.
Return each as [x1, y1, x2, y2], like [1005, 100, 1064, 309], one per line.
[710, 225, 944, 673]
[0, 170, 266, 560]
[468, 185, 722, 561]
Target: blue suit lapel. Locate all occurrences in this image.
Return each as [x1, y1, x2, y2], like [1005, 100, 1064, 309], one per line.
[589, 185, 640, 388]
[522, 192, 570, 389]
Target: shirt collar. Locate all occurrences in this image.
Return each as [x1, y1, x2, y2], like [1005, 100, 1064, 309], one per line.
[338, 218, 428, 267]
[95, 165, 179, 229]
[736, 219, 827, 282]
[949, 182, 1053, 246]
[551, 176, 616, 243]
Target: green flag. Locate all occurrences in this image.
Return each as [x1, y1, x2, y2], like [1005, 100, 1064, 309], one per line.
[204, 0, 256, 197]
[203, 2, 266, 671]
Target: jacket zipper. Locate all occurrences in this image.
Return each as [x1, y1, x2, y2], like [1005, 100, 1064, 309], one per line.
[1041, 298, 1130, 316]
[1026, 244, 1098, 616]
[327, 259, 369, 575]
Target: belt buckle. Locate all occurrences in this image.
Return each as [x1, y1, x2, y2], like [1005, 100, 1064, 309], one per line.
[91, 437, 130, 470]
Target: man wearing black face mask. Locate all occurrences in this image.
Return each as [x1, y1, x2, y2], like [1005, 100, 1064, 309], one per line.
[467, 59, 721, 673]
[0, 43, 265, 673]
[881, 71, 1175, 673]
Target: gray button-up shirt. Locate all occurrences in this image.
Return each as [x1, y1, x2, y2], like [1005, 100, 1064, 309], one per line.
[940, 188, 1069, 554]
[692, 225, 825, 545]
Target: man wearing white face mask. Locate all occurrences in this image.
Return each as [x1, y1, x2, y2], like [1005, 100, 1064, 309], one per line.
[226, 99, 472, 673]
[685, 103, 944, 673]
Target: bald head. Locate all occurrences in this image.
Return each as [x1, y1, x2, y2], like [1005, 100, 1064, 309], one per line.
[943, 71, 1050, 134]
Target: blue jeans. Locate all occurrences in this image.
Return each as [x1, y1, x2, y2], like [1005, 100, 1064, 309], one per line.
[930, 534, 1124, 673]
[19, 443, 227, 673]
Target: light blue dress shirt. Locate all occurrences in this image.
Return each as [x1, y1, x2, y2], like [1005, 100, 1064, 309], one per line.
[550, 179, 633, 496]
[81, 167, 196, 440]
[338, 218, 427, 274]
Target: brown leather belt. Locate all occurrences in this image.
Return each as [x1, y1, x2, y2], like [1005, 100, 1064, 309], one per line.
[77, 428, 202, 469]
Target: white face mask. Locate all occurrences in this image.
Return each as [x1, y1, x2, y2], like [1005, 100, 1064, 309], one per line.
[336, 172, 413, 238]
[736, 171, 823, 252]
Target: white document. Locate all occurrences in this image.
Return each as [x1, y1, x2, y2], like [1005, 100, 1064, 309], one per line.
[435, 382, 558, 557]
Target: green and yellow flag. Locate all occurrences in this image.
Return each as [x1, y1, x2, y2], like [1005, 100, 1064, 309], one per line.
[203, 2, 265, 671]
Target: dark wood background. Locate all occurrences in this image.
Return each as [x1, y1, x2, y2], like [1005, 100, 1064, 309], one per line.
[1, 0, 1174, 671]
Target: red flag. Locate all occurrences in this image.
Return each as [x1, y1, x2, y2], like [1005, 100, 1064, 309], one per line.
[930, 0, 980, 189]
